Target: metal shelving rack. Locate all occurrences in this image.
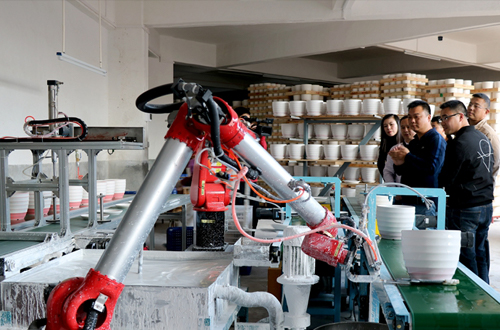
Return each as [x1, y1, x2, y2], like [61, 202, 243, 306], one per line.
[0, 140, 144, 236]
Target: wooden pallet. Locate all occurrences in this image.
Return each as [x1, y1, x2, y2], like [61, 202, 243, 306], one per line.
[426, 84, 475, 90]
[380, 83, 422, 90]
[381, 91, 426, 97]
[473, 88, 500, 93]
[380, 76, 428, 84]
[276, 159, 378, 167]
[285, 90, 330, 96]
[425, 93, 473, 98]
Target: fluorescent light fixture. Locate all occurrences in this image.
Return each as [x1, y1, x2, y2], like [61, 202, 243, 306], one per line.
[404, 50, 441, 61]
[56, 52, 107, 76]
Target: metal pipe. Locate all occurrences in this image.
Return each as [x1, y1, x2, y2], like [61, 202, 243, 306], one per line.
[95, 139, 193, 282]
[233, 134, 326, 226]
[213, 285, 284, 330]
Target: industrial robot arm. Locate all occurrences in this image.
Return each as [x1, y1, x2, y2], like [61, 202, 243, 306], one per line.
[44, 79, 359, 330]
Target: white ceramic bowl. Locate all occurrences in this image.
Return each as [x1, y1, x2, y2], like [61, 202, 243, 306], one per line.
[376, 205, 415, 239]
[272, 101, 289, 117]
[331, 124, 347, 140]
[288, 144, 305, 160]
[289, 101, 306, 116]
[361, 167, 378, 183]
[326, 100, 343, 115]
[306, 100, 324, 116]
[344, 99, 362, 115]
[10, 191, 29, 222]
[362, 99, 381, 115]
[401, 230, 461, 281]
[297, 123, 313, 139]
[113, 179, 127, 199]
[342, 187, 356, 197]
[383, 98, 402, 115]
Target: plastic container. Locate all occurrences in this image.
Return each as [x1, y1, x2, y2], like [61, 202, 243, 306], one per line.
[166, 226, 194, 251]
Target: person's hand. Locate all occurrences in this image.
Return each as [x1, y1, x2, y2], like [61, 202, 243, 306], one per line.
[389, 145, 409, 165]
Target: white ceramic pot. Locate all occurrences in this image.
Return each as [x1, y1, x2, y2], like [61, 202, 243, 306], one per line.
[306, 100, 324, 116]
[362, 99, 381, 115]
[113, 179, 127, 200]
[343, 166, 360, 181]
[344, 99, 362, 115]
[272, 101, 289, 117]
[306, 144, 323, 160]
[288, 144, 305, 160]
[69, 186, 83, 209]
[383, 98, 401, 115]
[289, 101, 306, 116]
[270, 144, 287, 160]
[331, 124, 347, 140]
[310, 165, 326, 177]
[9, 191, 29, 223]
[359, 145, 379, 161]
[313, 124, 330, 139]
[347, 124, 364, 140]
[310, 186, 323, 197]
[281, 123, 297, 138]
[328, 165, 340, 177]
[342, 187, 356, 197]
[376, 205, 415, 240]
[401, 230, 461, 281]
[324, 145, 341, 160]
[340, 144, 358, 160]
[361, 167, 378, 183]
[297, 123, 313, 139]
[293, 165, 308, 176]
[326, 100, 343, 115]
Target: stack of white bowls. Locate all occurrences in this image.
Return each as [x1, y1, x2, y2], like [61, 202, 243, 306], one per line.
[104, 180, 116, 202]
[324, 144, 341, 160]
[402, 230, 461, 281]
[313, 124, 330, 139]
[272, 101, 289, 117]
[81, 189, 89, 208]
[361, 167, 378, 183]
[9, 191, 29, 224]
[96, 180, 107, 203]
[310, 186, 324, 197]
[344, 99, 362, 115]
[359, 145, 379, 161]
[340, 144, 358, 160]
[326, 100, 343, 115]
[331, 124, 347, 140]
[306, 100, 324, 116]
[288, 144, 305, 160]
[270, 144, 287, 160]
[26, 191, 52, 219]
[347, 124, 364, 140]
[362, 99, 381, 115]
[376, 205, 415, 239]
[289, 101, 306, 116]
[281, 123, 297, 138]
[113, 179, 127, 200]
[68, 186, 83, 209]
[383, 98, 401, 115]
[297, 123, 313, 139]
[306, 144, 323, 160]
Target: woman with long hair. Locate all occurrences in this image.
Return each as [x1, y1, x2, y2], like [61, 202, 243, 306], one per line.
[383, 115, 415, 182]
[377, 114, 403, 174]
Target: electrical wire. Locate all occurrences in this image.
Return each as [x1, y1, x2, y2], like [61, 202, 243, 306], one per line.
[230, 166, 379, 262]
[22, 151, 50, 178]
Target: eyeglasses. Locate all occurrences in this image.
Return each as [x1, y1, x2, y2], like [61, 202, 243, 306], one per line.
[441, 113, 460, 121]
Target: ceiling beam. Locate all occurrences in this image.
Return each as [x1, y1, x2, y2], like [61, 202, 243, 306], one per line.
[216, 16, 500, 67]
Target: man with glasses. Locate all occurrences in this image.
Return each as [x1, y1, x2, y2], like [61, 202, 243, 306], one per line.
[467, 93, 500, 182]
[389, 100, 446, 216]
[439, 100, 493, 283]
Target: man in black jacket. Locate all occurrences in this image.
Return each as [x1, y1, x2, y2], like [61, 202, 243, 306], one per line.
[439, 100, 494, 284]
[390, 100, 446, 215]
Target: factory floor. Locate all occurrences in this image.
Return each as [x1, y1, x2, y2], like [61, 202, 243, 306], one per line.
[151, 220, 500, 329]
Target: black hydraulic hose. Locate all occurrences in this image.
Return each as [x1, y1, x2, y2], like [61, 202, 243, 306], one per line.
[135, 83, 184, 114]
[82, 309, 99, 330]
[206, 98, 260, 180]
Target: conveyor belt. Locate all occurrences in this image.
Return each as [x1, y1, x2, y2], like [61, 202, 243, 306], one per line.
[379, 239, 500, 329]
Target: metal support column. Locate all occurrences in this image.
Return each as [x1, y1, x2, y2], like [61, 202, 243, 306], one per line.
[32, 150, 47, 227]
[85, 149, 100, 228]
[56, 149, 71, 237]
[0, 150, 11, 231]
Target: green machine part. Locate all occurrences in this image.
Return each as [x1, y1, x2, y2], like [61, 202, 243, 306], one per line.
[379, 240, 500, 330]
